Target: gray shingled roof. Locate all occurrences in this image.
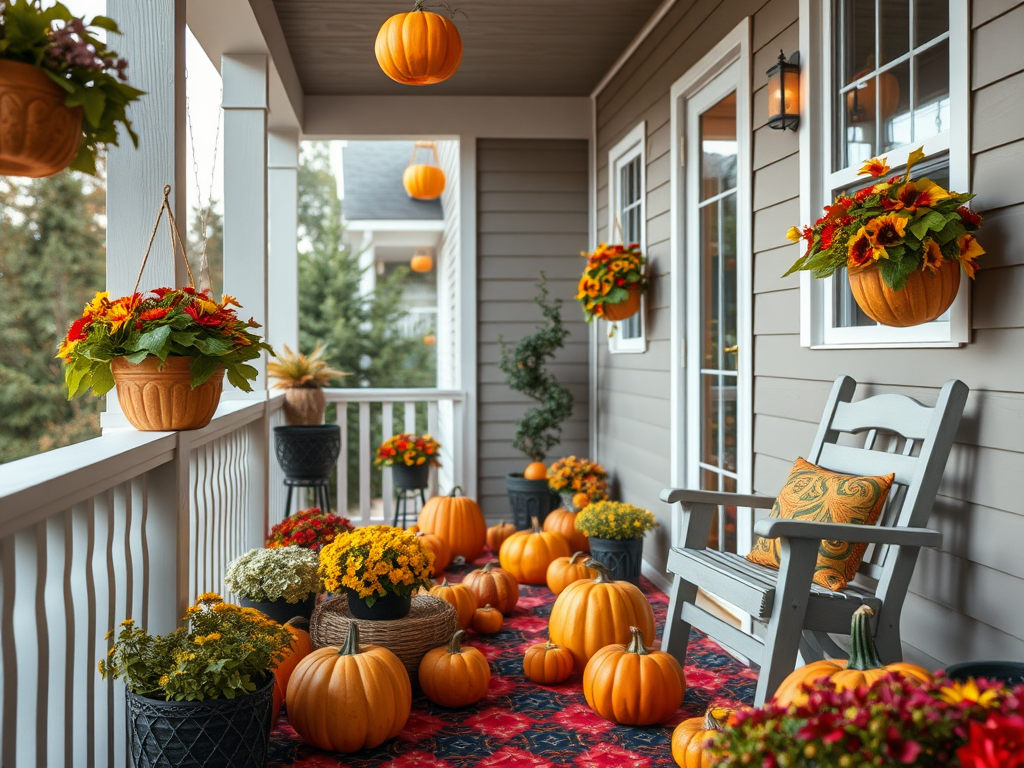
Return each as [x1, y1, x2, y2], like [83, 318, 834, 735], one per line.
[342, 141, 444, 221]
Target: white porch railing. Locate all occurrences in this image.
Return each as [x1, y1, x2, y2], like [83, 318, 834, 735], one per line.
[0, 396, 281, 767]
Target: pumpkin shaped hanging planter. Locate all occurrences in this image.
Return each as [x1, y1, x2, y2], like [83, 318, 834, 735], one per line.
[375, 1, 462, 86]
[403, 141, 446, 200]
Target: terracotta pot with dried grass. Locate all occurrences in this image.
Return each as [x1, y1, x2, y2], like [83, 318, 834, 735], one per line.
[268, 343, 348, 426]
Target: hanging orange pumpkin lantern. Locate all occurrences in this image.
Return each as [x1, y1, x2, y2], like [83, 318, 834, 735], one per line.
[375, 3, 462, 86]
[403, 141, 446, 200]
[410, 246, 434, 273]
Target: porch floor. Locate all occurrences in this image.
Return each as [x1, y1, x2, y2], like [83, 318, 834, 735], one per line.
[267, 559, 757, 767]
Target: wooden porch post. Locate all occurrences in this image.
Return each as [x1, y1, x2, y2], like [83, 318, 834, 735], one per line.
[268, 130, 301, 355]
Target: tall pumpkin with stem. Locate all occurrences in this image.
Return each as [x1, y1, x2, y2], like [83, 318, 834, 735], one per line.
[268, 342, 348, 425]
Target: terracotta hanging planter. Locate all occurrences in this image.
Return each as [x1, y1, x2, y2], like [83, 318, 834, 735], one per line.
[112, 356, 224, 431]
[601, 284, 642, 322]
[0, 60, 83, 178]
[848, 259, 960, 328]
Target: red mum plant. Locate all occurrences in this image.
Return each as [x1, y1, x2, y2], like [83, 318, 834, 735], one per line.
[374, 433, 442, 469]
[266, 507, 354, 552]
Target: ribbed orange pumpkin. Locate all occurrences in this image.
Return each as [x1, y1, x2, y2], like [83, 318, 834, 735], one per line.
[583, 626, 686, 725]
[418, 630, 491, 707]
[471, 604, 503, 635]
[546, 551, 593, 595]
[486, 520, 516, 553]
[543, 507, 590, 552]
[523, 641, 574, 685]
[462, 560, 520, 613]
[671, 707, 732, 768]
[549, 560, 656, 673]
[271, 619, 313, 723]
[403, 163, 446, 200]
[286, 622, 411, 752]
[417, 487, 486, 562]
[429, 578, 477, 629]
[772, 605, 934, 706]
[375, 6, 462, 86]
[848, 258, 960, 327]
[499, 516, 570, 585]
[417, 531, 451, 575]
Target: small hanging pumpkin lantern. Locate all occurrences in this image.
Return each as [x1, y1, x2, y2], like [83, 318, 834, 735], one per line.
[410, 246, 434, 273]
[375, 2, 463, 86]
[403, 141, 446, 200]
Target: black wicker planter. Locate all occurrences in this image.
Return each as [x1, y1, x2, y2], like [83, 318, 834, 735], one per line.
[392, 462, 430, 490]
[945, 660, 1024, 687]
[588, 536, 644, 585]
[506, 474, 560, 530]
[239, 595, 316, 625]
[126, 674, 274, 768]
[274, 425, 341, 480]
[345, 589, 412, 620]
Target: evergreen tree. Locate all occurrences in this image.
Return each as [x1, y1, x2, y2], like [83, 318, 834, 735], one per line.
[186, 201, 223, 295]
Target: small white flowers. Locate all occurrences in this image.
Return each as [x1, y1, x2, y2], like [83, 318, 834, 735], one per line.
[224, 546, 321, 603]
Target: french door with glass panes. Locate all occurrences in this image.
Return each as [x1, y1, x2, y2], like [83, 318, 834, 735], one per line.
[684, 60, 752, 556]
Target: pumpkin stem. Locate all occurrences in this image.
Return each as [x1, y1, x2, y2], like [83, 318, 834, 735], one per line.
[482, 560, 499, 573]
[285, 616, 310, 629]
[625, 626, 649, 655]
[544, 641, 558, 650]
[569, 551, 587, 564]
[447, 629, 466, 654]
[338, 621, 361, 657]
[704, 707, 728, 731]
[585, 558, 613, 583]
[482, 604, 493, 611]
[438, 577, 451, 587]
[530, 516, 541, 533]
[847, 605, 883, 671]
[449, 485, 463, 497]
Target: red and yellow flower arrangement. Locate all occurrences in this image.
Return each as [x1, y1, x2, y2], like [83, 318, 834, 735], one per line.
[784, 148, 983, 289]
[576, 243, 647, 322]
[266, 507, 354, 552]
[59, 287, 272, 398]
[374, 433, 441, 468]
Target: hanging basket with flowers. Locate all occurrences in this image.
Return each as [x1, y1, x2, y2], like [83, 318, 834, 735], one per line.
[577, 243, 647, 324]
[784, 149, 983, 327]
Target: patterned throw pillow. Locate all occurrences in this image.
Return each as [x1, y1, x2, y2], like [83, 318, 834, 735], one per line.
[745, 457, 894, 591]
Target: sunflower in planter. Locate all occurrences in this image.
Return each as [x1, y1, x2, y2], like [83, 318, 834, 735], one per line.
[58, 287, 272, 431]
[784, 148, 983, 327]
[577, 243, 647, 325]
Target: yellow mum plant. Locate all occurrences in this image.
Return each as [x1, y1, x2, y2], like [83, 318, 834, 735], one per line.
[319, 525, 434, 606]
[574, 501, 658, 541]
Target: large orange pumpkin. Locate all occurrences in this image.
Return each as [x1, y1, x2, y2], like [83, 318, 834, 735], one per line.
[418, 629, 491, 707]
[543, 507, 589, 553]
[523, 461, 548, 480]
[499, 516, 570, 585]
[546, 551, 593, 595]
[549, 560, 656, 673]
[429, 578, 477, 630]
[417, 531, 451, 575]
[583, 626, 685, 725]
[486, 520, 516, 553]
[375, 7, 462, 86]
[271, 618, 313, 723]
[848, 257, 961, 327]
[417, 487, 486, 562]
[523, 641, 574, 685]
[286, 622, 411, 752]
[772, 605, 933, 706]
[671, 707, 732, 768]
[462, 560, 520, 613]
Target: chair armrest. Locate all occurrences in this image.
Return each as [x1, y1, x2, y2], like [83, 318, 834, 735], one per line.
[661, 488, 777, 510]
[753, 519, 942, 548]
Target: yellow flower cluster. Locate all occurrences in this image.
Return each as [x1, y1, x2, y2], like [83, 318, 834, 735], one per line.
[575, 500, 658, 541]
[547, 456, 609, 499]
[576, 243, 646, 321]
[319, 525, 434, 601]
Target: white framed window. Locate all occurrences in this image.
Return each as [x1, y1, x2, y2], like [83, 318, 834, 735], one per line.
[607, 122, 647, 354]
[799, 0, 970, 348]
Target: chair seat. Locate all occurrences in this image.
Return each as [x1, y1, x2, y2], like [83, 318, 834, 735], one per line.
[668, 547, 882, 630]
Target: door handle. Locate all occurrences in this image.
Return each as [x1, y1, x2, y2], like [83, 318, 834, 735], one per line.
[724, 345, 738, 354]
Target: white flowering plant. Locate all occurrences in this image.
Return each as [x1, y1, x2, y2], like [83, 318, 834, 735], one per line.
[224, 546, 321, 603]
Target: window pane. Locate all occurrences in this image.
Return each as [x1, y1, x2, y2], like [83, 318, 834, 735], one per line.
[700, 375, 720, 467]
[620, 313, 641, 339]
[913, 39, 950, 143]
[700, 201, 720, 367]
[722, 475, 738, 553]
[700, 92, 737, 200]
[840, 77, 877, 168]
[841, 0, 877, 86]
[834, 268, 877, 327]
[880, 59, 911, 153]
[880, 0, 910, 65]
[723, 381, 737, 473]
[721, 192, 738, 372]
[915, 0, 948, 47]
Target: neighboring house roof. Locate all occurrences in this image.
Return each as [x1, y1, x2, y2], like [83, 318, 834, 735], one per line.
[342, 141, 443, 221]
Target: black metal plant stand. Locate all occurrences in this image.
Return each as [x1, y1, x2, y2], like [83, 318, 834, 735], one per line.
[392, 487, 427, 529]
[283, 477, 333, 520]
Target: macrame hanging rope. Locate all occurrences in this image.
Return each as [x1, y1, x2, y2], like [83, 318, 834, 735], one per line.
[131, 185, 197, 300]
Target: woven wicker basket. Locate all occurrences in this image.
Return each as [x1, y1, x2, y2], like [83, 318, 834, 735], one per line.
[310, 594, 458, 679]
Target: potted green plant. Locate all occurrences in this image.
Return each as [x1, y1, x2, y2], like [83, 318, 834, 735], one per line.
[99, 593, 293, 768]
[0, 1, 144, 177]
[268, 342, 348, 425]
[574, 501, 658, 584]
[374, 433, 442, 490]
[224, 546, 322, 623]
[499, 274, 574, 528]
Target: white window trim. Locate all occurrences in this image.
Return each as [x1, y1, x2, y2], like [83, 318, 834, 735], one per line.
[607, 121, 648, 354]
[798, 0, 971, 349]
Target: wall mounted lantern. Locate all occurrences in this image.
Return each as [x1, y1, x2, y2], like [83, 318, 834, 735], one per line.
[766, 50, 800, 131]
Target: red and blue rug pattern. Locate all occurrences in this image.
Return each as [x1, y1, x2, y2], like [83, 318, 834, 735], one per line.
[268, 558, 756, 767]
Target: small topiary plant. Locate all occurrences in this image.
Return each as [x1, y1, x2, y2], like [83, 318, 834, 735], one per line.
[499, 274, 574, 462]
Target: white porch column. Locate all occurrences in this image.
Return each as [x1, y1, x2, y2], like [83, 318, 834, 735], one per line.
[222, 54, 270, 393]
[268, 130, 300, 355]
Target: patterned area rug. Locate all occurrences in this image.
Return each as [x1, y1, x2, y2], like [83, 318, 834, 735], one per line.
[268, 557, 756, 767]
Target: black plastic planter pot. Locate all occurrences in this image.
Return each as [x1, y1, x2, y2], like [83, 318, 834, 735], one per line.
[126, 674, 274, 768]
[239, 595, 316, 625]
[945, 660, 1024, 687]
[392, 462, 430, 490]
[505, 473, 560, 530]
[345, 589, 412, 620]
[274, 425, 341, 480]
[588, 536, 644, 585]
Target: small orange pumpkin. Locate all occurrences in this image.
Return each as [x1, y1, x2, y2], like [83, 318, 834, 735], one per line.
[499, 516, 570, 585]
[486, 520, 517, 553]
[417, 531, 451, 575]
[543, 507, 589, 553]
[523, 641, 574, 685]
[523, 461, 548, 480]
[374, 7, 462, 86]
[462, 560, 520, 613]
[429, 578, 477, 630]
[546, 551, 593, 595]
[417, 486, 487, 562]
[572, 492, 591, 509]
[583, 626, 686, 725]
[671, 706, 732, 768]
[403, 163, 446, 200]
[271, 618, 313, 723]
[772, 605, 934, 706]
[418, 629, 491, 708]
[410, 253, 433, 272]
[471, 604, 503, 635]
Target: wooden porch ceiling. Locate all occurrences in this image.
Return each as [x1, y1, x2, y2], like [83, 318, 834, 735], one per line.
[272, 0, 666, 97]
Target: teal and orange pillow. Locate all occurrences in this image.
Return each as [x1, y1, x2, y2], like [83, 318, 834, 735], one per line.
[745, 457, 894, 591]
